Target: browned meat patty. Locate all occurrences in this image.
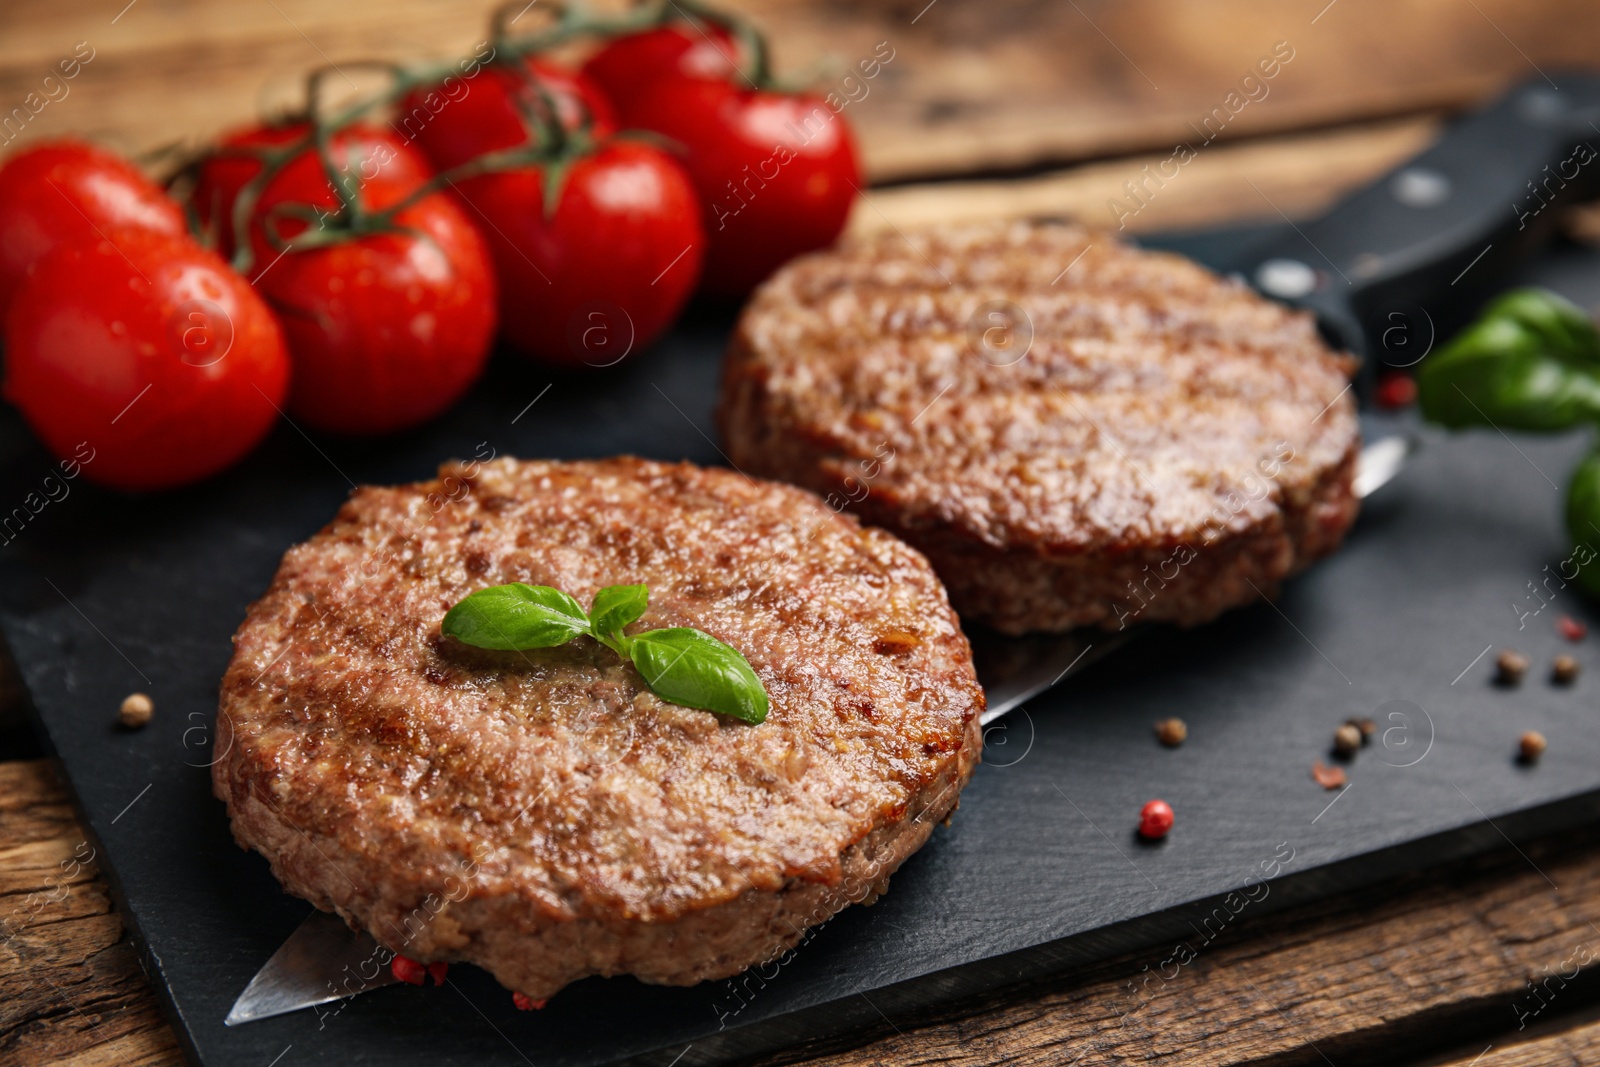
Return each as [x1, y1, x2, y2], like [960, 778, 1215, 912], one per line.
[213, 457, 983, 1000]
[718, 219, 1362, 635]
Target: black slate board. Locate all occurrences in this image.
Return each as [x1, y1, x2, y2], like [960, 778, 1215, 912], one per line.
[6, 226, 1600, 1067]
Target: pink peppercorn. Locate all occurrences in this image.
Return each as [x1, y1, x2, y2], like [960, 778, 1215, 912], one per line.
[1138, 799, 1174, 840]
[391, 955, 447, 986]
[391, 956, 426, 986]
[1374, 372, 1417, 410]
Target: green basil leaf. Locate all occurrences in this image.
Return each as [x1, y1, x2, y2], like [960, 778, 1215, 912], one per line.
[441, 583, 590, 650]
[629, 627, 769, 724]
[1489, 287, 1600, 367]
[1418, 288, 1600, 431]
[589, 584, 648, 637]
[1567, 449, 1600, 597]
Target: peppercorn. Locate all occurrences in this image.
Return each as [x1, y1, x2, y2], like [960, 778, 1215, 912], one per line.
[1559, 615, 1587, 642]
[118, 692, 153, 729]
[1519, 731, 1547, 762]
[512, 992, 548, 1010]
[1552, 655, 1580, 685]
[1496, 649, 1529, 686]
[1311, 761, 1347, 790]
[1346, 717, 1376, 743]
[1374, 371, 1417, 410]
[1138, 799, 1174, 840]
[1333, 723, 1362, 757]
[1154, 717, 1187, 747]
[388, 955, 446, 987]
[391, 956, 426, 986]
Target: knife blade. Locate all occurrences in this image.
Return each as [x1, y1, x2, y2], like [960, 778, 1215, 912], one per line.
[225, 909, 397, 1026]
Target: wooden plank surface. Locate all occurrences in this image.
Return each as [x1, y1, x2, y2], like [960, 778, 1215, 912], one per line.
[0, 0, 1595, 182]
[0, 760, 180, 1067]
[756, 822, 1600, 1067]
[846, 114, 1440, 237]
[1430, 1011, 1600, 1067]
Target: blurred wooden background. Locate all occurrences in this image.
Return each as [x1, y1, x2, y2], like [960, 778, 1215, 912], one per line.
[2, 0, 1598, 232]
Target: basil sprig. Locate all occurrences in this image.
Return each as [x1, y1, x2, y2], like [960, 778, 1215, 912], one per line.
[1417, 287, 1600, 594]
[441, 582, 769, 724]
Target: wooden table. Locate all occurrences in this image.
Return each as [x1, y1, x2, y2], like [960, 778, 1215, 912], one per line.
[5, 1, 1600, 1064]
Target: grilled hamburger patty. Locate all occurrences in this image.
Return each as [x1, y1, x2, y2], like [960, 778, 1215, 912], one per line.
[719, 220, 1362, 634]
[214, 457, 983, 999]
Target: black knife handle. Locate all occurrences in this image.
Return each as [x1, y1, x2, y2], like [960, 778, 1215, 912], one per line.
[1237, 73, 1600, 371]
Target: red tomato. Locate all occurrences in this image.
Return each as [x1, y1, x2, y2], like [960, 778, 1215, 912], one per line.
[450, 139, 702, 366]
[257, 191, 497, 435]
[193, 121, 432, 267]
[194, 125, 495, 434]
[0, 140, 188, 322]
[3, 228, 290, 491]
[396, 57, 617, 173]
[625, 76, 859, 295]
[581, 24, 741, 122]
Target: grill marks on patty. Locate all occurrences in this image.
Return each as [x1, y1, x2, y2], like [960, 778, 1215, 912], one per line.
[719, 220, 1362, 633]
[215, 458, 983, 997]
